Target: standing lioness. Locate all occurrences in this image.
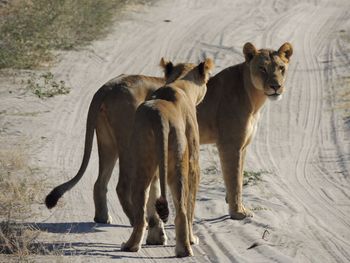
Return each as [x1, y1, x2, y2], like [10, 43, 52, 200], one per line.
[120, 58, 213, 257]
[45, 43, 293, 231]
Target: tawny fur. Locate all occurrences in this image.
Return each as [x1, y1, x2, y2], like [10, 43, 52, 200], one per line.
[120, 59, 213, 257]
[45, 43, 293, 226]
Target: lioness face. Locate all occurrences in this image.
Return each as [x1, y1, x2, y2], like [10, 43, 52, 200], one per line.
[160, 58, 214, 105]
[243, 42, 293, 101]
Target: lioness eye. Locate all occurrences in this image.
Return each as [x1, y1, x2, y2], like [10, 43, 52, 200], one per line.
[280, 66, 285, 73]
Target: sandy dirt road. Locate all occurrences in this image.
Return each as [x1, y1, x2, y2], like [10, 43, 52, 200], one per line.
[1, 0, 349, 262]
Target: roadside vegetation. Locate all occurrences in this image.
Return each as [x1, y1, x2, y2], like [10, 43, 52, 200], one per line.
[0, 0, 144, 260]
[243, 170, 269, 186]
[0, 146, 47, 259]
[25, 72, 71, 98]
[0, 0, 134, 69]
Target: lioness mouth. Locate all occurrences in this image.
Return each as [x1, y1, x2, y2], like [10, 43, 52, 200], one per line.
[266, 93, 280, 97]
[267, 93, 282, 101]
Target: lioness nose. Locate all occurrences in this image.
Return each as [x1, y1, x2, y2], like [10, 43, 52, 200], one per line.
[270, 84, 281, 91]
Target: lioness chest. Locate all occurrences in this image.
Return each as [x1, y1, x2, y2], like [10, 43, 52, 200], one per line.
[244, 112, 260, 148]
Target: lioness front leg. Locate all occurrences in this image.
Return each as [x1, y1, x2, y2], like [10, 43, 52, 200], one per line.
[146, 175, 167, 245]
[217, 143, 253, 219]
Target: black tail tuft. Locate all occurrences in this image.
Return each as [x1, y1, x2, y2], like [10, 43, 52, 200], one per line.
[155, 197, 169, 223]
[45, 187, 63, 209]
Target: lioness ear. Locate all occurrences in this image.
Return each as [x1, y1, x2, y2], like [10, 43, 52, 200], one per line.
[198, 58, 214, 76]
[243, 42, 258, 62]
[278, 42, 293, 62]
[160, 57, 174, 77]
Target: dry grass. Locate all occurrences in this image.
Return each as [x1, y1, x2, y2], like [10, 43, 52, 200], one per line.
[0, 146, 47, 259]
[0, 221, 44, 257]
[0, 0, 138, 69]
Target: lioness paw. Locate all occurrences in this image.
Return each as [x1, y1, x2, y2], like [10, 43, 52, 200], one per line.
[94, 214, 113, 224]
[146, 227, 167, 245]
[229, 206, 253, 220]
[190, 235, 199, 245]
[175, 245, 193, 258]
[120, 242, 140, 252]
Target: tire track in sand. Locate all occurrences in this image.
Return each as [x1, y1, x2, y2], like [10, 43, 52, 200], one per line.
[249, 1, 350, 262]
[35, 0, 350, 262]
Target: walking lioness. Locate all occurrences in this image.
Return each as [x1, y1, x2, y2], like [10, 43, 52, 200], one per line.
[120, 58, 213, 257]
[45, 43, 293, 231]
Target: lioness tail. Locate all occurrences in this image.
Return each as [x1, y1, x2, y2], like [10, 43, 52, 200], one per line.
[155, 118, 169, 223]
[45, 86, 110, 209]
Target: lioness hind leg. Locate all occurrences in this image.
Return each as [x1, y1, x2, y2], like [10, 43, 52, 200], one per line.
[94, 111, 118, 224]
[116, 156, 134, 226]
[169, 151, 192, 257]
[170, 182, 192, 257]
[121, 183, 151, 252]
[186, 132, 200, 245]
[187, 196, 198, 246]
[187, 165, 199, 245]
[146, 175, 167, 245]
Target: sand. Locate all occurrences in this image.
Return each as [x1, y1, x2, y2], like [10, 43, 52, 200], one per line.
[1, 0, 349, 262]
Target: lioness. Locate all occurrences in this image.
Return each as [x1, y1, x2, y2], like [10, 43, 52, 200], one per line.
[120, 58, 213, 257]
[45, 43, 293, 235]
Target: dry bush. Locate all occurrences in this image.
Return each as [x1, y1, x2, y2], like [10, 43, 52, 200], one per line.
[0, 147, 41, 219]
[0, 170, 41, 221]
[0, 146, 46, 258]
[0, 221, 44, 256]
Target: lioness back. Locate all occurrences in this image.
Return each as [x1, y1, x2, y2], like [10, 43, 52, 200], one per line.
[121, 58, 214, 258]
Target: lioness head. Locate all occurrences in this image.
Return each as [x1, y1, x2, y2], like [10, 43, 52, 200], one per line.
[160, 58, 214, 105]
[243, 42, 293, 101]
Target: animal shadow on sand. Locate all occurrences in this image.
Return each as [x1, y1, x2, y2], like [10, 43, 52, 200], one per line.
[29, 222, 176, 259]
[29, 216, 232, 258]
[41, 241, 176, 259]
[195, 215, 232, 224]
[31, 222, 130, 234]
